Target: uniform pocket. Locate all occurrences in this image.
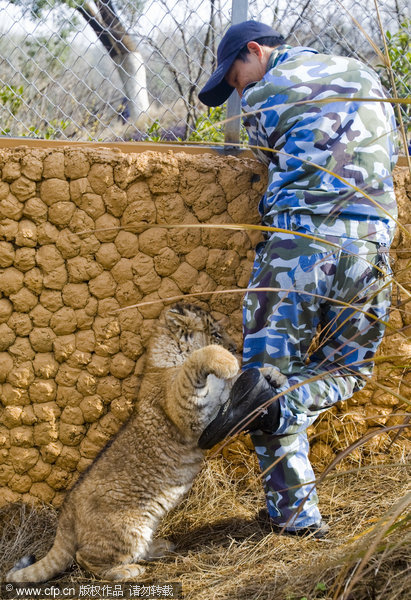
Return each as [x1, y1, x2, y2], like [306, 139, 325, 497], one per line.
[292, 250, 338, 304]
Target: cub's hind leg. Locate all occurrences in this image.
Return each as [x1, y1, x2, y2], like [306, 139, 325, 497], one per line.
[76, 548, 146, 581]
[98, 563, 146, 581]
[75, 528, 152, 582]
[76, 535, 175, 578]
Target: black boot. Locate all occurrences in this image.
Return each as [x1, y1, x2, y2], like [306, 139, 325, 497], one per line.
[198, 368, 281, 450]
[257, 509, 330, 539]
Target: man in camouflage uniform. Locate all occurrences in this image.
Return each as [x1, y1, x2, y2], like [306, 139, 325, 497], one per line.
[198, 21, 397, 536]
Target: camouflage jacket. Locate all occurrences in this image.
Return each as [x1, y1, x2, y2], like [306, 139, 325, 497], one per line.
[242, 46, 398, 244]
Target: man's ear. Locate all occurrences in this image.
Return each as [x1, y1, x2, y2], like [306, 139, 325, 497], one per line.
[246, 41, 264, 58]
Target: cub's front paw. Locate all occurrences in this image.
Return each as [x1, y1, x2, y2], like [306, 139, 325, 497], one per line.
[206, 345, 239, 380]
[260, 366, 287, 388]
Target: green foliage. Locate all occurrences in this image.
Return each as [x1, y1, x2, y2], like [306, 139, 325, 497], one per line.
[286, 581, 327, 600]
[0, 85, 24, 116]
[379, 19, 411, 131]
[22, 119, 70, 139]
[142, 106, 248, 145]
[144, 119, 168, 142]
[188, 105, 248, 144]
[24, 35, 72, 71]
[188, 106, 226, 143]
[315, 582, 327, 592]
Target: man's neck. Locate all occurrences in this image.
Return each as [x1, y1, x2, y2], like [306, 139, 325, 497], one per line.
[266, 44, 292, 72]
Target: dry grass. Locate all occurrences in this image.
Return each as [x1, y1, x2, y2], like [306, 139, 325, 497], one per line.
[1, 449, 409, 600]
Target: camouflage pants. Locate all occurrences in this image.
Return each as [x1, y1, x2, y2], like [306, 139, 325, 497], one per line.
[242, 229, 392, 529]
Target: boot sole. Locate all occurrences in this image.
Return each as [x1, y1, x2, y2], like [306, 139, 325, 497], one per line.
[198, 368, 277, 449]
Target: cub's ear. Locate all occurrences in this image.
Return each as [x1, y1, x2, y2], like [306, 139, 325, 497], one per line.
[163, 304, 189, 331]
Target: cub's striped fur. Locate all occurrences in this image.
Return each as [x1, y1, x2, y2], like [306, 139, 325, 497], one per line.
[7, 303, 239, 582]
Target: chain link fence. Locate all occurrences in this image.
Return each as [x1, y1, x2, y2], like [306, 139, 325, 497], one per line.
[0, 0, 409, 145]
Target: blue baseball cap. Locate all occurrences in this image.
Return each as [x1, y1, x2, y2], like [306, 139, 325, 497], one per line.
[198, 20, 284, 106]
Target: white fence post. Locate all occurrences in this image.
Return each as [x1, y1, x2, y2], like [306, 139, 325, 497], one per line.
[224, 0, 248, 146]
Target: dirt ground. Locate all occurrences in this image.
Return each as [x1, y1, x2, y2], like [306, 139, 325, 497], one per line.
[0, 444, 409, 600]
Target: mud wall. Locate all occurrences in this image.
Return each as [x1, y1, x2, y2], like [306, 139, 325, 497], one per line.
[0, 146, 409, 506]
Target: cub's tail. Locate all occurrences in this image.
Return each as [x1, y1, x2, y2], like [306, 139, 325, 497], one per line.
[6, 528, 74, 583]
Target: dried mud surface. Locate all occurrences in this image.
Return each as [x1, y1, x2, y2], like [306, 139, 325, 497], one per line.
[0, 146, 409, 506]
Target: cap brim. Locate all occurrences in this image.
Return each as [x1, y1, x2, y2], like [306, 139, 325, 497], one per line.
[198, 58, 235, 106]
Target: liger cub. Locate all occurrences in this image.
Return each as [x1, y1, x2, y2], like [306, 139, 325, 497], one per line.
[6, 303, 241, 582]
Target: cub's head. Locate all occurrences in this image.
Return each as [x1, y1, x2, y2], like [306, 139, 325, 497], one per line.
[148, 303, 236, 367]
